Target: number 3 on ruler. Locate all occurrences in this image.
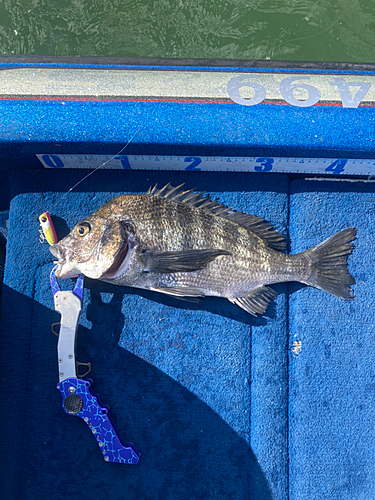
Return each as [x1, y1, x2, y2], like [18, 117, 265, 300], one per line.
[255, 157, 274, 172]
[185, 157, 202, 171]
[114, 155, 131, 169]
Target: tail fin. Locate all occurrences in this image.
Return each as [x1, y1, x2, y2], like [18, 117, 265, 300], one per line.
[302, 227, 356, 299]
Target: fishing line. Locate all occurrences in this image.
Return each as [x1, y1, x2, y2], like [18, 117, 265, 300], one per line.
[44, 3, 352, 219]
[50, 122, 147, 210]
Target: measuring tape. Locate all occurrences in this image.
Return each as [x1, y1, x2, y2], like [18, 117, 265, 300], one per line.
[37, 154, 375, 176]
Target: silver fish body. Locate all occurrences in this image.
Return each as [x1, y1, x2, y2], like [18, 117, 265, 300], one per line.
[51, 183, 356, 316]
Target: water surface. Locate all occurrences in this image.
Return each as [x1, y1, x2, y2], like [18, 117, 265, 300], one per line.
[0, 0, 374, 63]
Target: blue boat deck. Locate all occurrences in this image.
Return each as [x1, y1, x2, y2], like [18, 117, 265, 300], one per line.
[0, 58, 375, 500]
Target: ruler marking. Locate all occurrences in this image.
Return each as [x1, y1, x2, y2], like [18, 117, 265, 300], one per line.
[36, 154, 375, 176]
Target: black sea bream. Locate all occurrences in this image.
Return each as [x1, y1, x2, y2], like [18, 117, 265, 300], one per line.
[50, 183, 356, 316]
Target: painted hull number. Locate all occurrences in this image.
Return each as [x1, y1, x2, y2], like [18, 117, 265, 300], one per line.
[227, 76, 371, 108]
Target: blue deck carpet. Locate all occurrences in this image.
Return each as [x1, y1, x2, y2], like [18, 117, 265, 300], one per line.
[288, 179, 375, 500]
[0, 169, 373, 499]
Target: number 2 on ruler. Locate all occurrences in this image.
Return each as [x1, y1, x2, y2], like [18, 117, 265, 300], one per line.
[185, 157, 202, 171]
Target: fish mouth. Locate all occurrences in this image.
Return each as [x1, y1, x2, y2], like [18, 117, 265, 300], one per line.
[101, 240, 129, 278]
[50, 243, 64, 262]
[50, 244, 80, 279]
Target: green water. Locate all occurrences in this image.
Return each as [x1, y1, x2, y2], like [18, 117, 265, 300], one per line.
[0, 0, 374, 63]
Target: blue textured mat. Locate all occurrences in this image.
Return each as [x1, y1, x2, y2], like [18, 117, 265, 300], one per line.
[1, 171, 373, 499]
[289, 179, 375, 500]
[0, 169, 289, 500]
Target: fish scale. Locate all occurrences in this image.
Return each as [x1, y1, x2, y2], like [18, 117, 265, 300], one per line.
[51, 183, 356, 316]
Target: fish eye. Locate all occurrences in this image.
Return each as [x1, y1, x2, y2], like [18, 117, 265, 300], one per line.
[76, 223, 91, 237]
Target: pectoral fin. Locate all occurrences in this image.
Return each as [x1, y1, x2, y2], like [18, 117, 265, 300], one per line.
[140, 249, 231, 274]
[229, 286, 277, 316]
[150, 286, 205, 301]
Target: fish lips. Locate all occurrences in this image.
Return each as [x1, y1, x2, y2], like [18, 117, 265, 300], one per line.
[50, 243, 64, 261]
[50, 244, 81, 279]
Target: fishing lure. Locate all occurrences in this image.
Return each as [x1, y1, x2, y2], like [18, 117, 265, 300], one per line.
[39, 128, 146, 462]
[39, 125, 146, 245]
[39, 211, 58, 245]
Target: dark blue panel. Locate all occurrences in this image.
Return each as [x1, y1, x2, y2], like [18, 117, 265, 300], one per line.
[0, 169, 289, 500]
[289, 179, 375, 499]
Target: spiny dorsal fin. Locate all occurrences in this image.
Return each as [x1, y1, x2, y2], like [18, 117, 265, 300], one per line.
[225, 213, 286, 251]
[147, 183, 286, 251]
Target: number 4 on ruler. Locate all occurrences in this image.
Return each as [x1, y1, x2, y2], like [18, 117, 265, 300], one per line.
[325, 159, 347, 174]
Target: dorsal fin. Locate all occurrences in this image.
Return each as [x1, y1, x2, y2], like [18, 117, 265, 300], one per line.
[225, 213, 286, 251]
[147, 183, 286, 251]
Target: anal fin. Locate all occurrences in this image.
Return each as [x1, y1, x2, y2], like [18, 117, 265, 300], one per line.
[229, 286, 277, 316]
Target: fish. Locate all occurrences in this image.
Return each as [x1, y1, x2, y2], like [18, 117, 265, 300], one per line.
[50, 183, 356, 316]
